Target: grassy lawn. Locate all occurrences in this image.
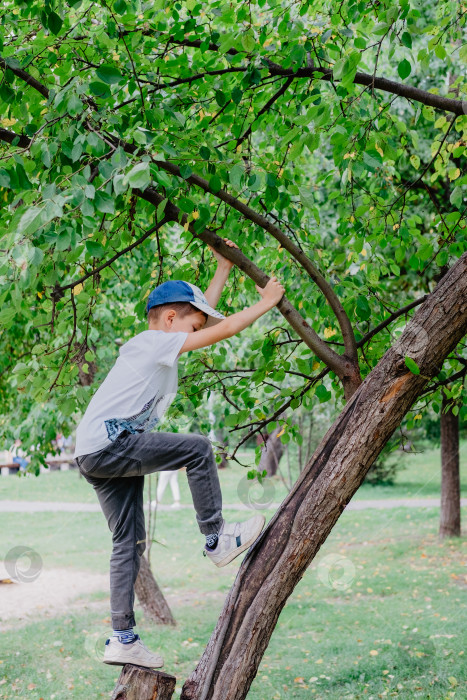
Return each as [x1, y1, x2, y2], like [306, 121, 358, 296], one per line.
[0, 442, 465, 698]
[1, 504, 466, 698]
[1, 440, 466, 505]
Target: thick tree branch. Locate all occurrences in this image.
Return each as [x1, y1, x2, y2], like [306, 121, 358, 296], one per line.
[150, 157, 359, 366]
[0, 127, 31, 149]
[165, 38, 467, 115]
[136, 186, 357, 387]
[0, 56, 49, 98]
[0, 122, 360, 394]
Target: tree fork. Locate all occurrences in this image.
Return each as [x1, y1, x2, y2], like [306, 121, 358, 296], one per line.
[181, 253, 467, 700]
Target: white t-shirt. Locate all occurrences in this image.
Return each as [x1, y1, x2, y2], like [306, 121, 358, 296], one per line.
[73, 330, 189, 458]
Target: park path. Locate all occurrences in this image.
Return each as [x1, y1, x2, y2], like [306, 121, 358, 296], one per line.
[0, 497, 466, 512]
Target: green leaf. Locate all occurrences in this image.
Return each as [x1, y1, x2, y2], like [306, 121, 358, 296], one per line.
[404, 356, 420, 375]
[114, 0, 127, 14]
[229, 163, 244, 189]
[315, 384, 331, 403]
[209, 174, 222, 192]
[179, 164, 193, 179]
[0, 168, 11, 188]
[67, 94, 83, 117]
[355, 295, 371, 321]
[18, 207, 43, 235]
[47, 11, 63, 35]
[398, 59, 411, 79]
[96, 65, 124, 85]
[89, 81, 111, 98]
[298, 186, 315, 209]
[410, 154, 420, 170]
[122, 315, 136, 328]
[86, 240, 106, 257]
[55, 229, 71, 251]
[126, 162, 151, 189]
[450, 186, 462, 208]
[215, 90, 227, 107]
[241, 30, 256, 53]
[156, 197, 168, 220]
[28, 247, 44, 266]
[94, 191, 115, 214]
[401, 32, 412, 49]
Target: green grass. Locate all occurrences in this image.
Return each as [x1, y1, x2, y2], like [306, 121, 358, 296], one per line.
[0, 503, 466, 698]
[0, 441, 465, 698]
[1, 440, 466, 505]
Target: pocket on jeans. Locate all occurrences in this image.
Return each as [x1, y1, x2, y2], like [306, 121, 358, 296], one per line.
[78, 450, 110, 475]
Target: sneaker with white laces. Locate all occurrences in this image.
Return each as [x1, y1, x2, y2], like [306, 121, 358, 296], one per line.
[103, 634, 164, 668]
[203, 514, 266, 567]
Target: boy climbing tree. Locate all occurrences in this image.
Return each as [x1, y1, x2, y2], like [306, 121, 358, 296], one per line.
[73, 238, 285, 668]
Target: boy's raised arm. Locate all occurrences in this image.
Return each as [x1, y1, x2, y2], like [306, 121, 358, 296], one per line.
[203, 238, 239, 309]
[178, 276, 285, 355]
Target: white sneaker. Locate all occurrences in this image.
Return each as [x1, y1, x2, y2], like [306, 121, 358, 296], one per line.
[171, 501, 181, 509]
[103, 634, 164, 668]
[203, 514, 266, 567]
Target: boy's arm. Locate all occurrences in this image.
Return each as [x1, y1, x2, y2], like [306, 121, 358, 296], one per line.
[203, 238, 238, 308]
[203, 264, 230, 309]
[178, 276, 285, 355]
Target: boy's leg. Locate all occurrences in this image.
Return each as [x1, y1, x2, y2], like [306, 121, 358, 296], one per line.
[134, 431, 223, 534]
[78, 430, 223, 535]
[77, 431, 223, 627]
[77, 470, 146, 630]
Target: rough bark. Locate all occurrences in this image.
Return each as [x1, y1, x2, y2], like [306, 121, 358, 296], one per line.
[134, 554, 176, 626]
[439, 391, 461, 537]
[181, 253, 467, 700]
[111, 666, 176, 700]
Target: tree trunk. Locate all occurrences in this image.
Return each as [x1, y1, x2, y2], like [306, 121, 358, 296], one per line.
[439, 391, 461, 537]
[181, 253, 467, 700]
[258, 424, 285, 477]
[111, 666, 176, 700]
[214, 430, 229, 469]
[134, 554, 176, 626]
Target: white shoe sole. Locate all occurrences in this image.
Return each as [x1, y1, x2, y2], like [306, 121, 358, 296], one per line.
[103, 657, 164, 668]
[212, 515, 266, 568]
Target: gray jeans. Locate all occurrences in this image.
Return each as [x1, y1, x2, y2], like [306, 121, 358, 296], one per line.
[75, 430, 223, 629]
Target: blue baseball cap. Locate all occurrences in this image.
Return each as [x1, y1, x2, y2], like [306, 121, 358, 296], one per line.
[145, 280, 226, 327]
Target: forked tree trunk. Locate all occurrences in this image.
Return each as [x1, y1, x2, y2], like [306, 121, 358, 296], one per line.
[439, 391, 461, 537]
[111, 666, 176, 700]
[134, 554, 176, 626]
[181, 253, 467, 700]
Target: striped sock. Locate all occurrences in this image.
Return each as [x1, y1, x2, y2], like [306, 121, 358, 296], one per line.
[205, 533, 218, 550]
[112, 627, 136, 644]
